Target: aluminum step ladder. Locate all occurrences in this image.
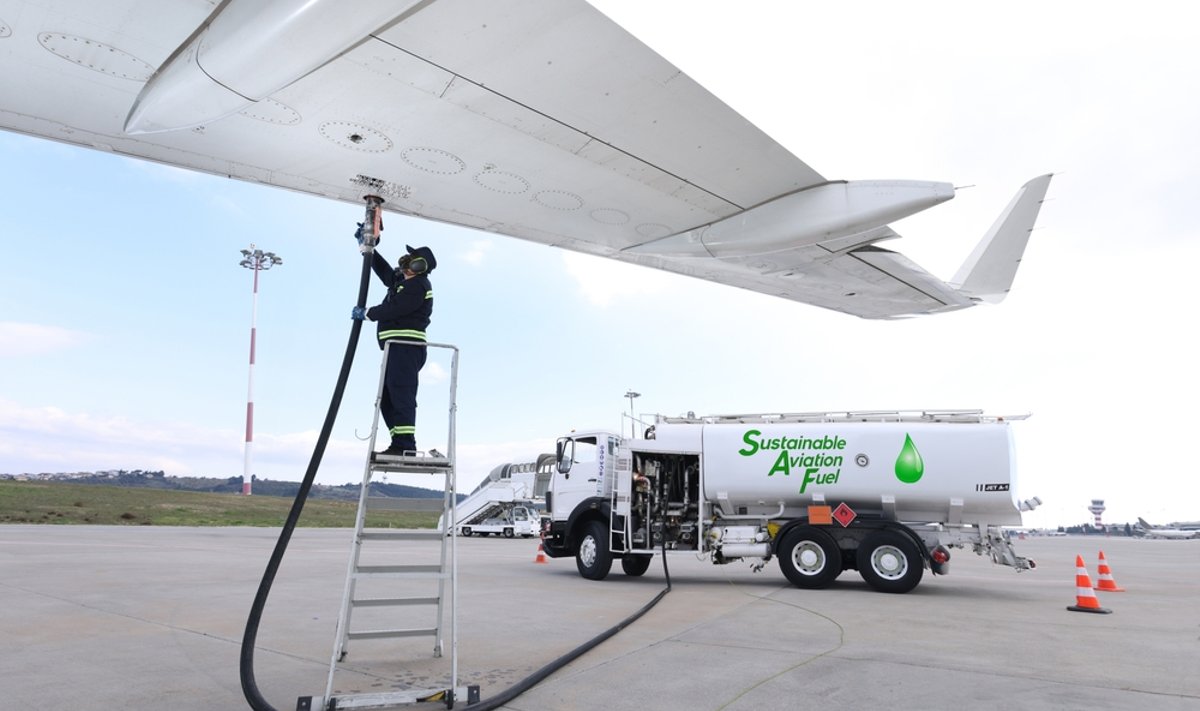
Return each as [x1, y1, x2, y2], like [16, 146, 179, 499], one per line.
[307, 341, 477, 710]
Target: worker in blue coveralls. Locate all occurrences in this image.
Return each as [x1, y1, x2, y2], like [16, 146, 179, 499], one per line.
[352, 232, 437, 458]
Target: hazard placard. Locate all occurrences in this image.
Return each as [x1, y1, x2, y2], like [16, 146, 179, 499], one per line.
[808, 505, 832, 525]
[832, 502, 857, 527]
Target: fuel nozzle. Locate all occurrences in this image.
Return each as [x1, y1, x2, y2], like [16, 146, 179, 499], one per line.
[359, 194, 385, 253]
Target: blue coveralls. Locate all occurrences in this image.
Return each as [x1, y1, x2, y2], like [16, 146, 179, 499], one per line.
[366, 250, 433, 451]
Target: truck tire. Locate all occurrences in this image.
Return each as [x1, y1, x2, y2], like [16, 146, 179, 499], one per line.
[856, 530, 924, 594]
[575, 521, 613, 580]
[621, 554, 653, 577]
[504, 527, 514, 538]
[461, 527, 472, 537]
[777, 525, 841, 589]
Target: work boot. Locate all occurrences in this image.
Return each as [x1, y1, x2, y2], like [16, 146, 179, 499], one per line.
[375, 440, 416, 459]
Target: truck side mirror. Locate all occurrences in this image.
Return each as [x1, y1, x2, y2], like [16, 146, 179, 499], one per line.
[555, 438, 573, 476]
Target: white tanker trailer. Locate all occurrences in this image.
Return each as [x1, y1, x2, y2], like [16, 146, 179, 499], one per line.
[540, 410, 1039, 593]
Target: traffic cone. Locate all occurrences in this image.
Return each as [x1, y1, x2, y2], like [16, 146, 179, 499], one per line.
[1067, 555, 1112, 614]
[1095, 550, 1125, 592]
[534, 543, 548, 564]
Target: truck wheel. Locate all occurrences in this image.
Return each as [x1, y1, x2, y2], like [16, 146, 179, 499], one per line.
[504, 527, 514, 538]
[856, 530, 924, 594]
[777, 525, 841, 589]
[461, 527, 472, 537]
[621, 554, 653, 577]
[575, 521, 613, 580]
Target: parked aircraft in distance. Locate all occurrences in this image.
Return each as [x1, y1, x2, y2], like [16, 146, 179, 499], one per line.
[1136, 517, 1200, 540]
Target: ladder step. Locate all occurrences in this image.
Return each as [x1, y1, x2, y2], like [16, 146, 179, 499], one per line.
[313, 686, 480, 710]
[351, 596, 439, 608]
[359, 530, 443, 541]
[347, 627, 438, 640]
[354, 565, 445, 580]
[365, 497, 446, 513]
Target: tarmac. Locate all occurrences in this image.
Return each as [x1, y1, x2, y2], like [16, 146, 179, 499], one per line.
[2, 525, 1198, 711]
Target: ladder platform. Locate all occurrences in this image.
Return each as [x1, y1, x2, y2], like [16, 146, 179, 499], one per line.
[301, 685, 480, 711]
[351, 596, 440, 609]
[370, 453, 452, 474]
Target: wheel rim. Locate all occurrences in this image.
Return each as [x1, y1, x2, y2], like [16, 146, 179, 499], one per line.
[791, 541, 827, 576]
[870, 545, 908, 580]
[580, 535, 597, 568]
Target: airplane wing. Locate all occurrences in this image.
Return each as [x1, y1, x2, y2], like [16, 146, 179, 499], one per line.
[0, 0, 1051, 319]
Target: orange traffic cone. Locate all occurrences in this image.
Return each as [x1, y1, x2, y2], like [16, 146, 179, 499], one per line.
[1095, 550, 1125, 592]
[1067, 555, 1112, 614]
[534, 543, 548, 564]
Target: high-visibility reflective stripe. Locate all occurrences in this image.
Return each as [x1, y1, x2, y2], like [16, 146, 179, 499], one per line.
[379, 329, 426, 341]
[390, 426, 416, 435]
[425, 291, 433, 299]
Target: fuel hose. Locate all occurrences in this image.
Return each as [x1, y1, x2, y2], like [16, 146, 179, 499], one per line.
[240, 249, 373, 711]
[239, 240, 673, 710]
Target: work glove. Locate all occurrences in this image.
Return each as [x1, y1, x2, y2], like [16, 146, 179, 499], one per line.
[354, 222, 380, 246]
[351, 306, 367, 321]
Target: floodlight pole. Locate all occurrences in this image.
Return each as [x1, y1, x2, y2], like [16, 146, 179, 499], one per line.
[624, 390, 641, 439]
[239, 244, 282, 495]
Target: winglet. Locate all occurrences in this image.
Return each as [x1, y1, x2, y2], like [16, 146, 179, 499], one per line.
[949, 174, 1053, 303]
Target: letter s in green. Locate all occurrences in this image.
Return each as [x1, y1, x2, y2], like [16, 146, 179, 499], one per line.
[738, 429, 761, 457]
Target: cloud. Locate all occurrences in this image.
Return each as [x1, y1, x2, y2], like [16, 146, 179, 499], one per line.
[462, 239, 493, 266]
[0, 398, 556, 500]
[423, 361, 448, 383]
[0, 399, 237, 475]
[0, 322, 91, 357]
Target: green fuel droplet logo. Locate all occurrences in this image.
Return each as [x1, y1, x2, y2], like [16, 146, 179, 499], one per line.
[894, 434, 924, 484]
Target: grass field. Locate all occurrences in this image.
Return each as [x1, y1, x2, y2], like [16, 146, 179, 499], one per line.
[0, 481, 439, 528]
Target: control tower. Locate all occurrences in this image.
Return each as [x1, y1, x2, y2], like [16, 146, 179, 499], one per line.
[1088, 499, 1106, 528]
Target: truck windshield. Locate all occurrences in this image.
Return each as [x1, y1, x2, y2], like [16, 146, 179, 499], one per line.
[571, 437, 598, 465]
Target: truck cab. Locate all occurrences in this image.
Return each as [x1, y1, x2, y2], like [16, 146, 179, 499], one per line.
[540, 432, 622, 572]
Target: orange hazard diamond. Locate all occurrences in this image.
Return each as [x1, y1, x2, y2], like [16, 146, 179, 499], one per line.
[832, 503, 857, 527]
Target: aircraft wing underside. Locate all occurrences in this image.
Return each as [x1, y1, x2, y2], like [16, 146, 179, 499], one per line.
[0, 0, 1051, 318]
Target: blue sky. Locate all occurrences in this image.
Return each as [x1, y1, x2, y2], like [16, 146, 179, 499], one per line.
[2, 1, 1198, 528]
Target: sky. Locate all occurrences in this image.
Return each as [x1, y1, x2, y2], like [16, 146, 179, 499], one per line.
[1, 1, 1198, 529]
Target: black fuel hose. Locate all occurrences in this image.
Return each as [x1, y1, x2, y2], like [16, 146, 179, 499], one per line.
[470, 520, 674, 709]
[240, 250, 373, 711]
[239, 246, 673, 710]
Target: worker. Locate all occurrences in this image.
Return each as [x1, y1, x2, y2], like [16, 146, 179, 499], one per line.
[352, 231, 437, 458]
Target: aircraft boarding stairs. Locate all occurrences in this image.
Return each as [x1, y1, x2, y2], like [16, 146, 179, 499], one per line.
[303, 341, 478, 710]
[461, 501, 509, 527]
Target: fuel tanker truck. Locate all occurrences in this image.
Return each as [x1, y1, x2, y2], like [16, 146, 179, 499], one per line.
[540, 410, 1039, 593]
